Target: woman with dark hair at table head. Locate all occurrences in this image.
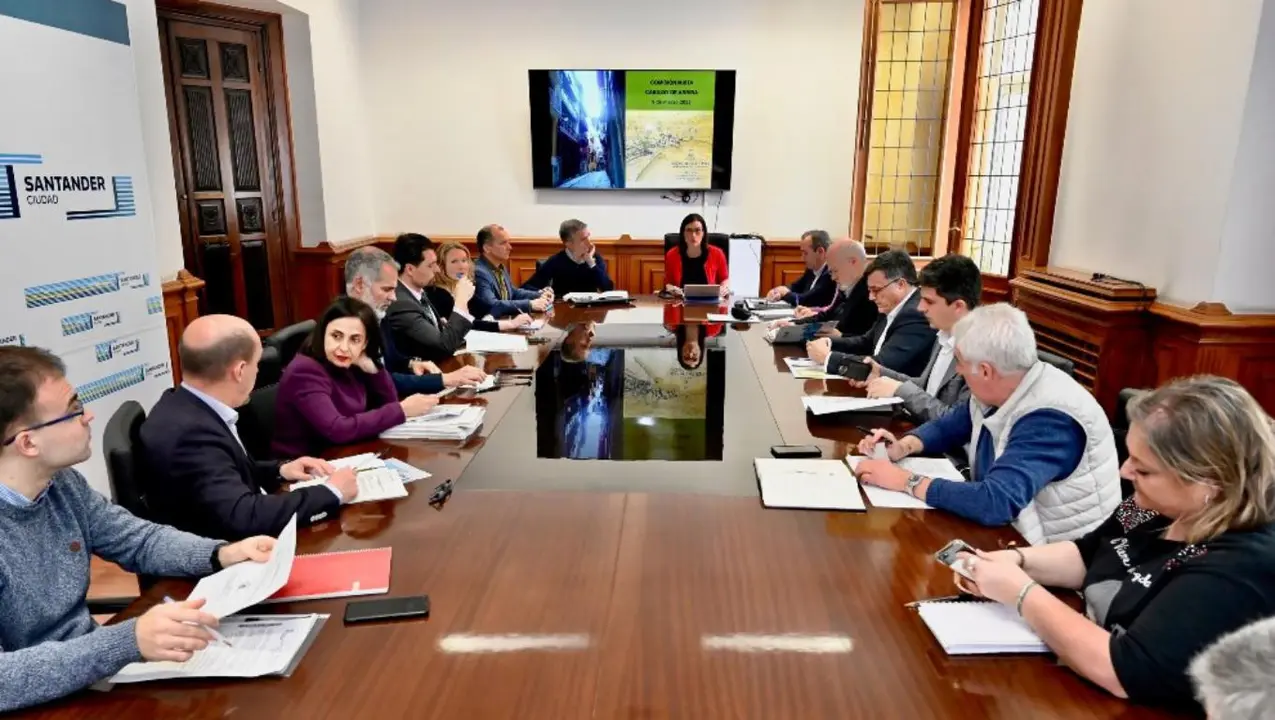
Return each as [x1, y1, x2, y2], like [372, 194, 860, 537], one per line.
[675, 324, 707, 370]
[949, 375, 1275, 710]
[272, 297, 441, 457]
[664, 212, 729, 299]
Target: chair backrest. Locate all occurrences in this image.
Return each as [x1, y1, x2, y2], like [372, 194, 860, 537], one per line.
[256, 345, 283, 390]
[662, 233, 730, 259]
[1037, 350, 1075, 378]
[103, 401, 159, 591]
[238, 384, 279, 461]
[264, 320, 316, 366]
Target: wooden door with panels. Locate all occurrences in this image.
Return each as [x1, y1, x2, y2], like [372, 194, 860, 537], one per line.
[158, 7, 297, 333]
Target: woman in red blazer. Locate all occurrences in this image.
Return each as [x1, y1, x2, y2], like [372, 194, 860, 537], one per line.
[664, 213, 730, 297]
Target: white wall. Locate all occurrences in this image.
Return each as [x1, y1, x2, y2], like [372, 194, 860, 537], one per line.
[1050, 0, 1267, 307]
[357, 0, 863, 241]
[1211, 0, 1275, 312]
[279, 12, 328, 244]
[124, 0, 185, 281]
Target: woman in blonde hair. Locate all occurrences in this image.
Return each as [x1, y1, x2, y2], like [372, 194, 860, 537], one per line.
[951, 375, 1275, 709]
[428, 242, 533, 333]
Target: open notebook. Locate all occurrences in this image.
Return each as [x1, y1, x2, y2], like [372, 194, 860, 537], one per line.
[914, 599, 1049, 655]
[754, 458, 865, 511]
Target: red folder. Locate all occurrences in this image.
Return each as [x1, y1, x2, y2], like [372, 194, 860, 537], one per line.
[264, 547, 392, 603]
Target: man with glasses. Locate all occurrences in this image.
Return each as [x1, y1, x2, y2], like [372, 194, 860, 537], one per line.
[806, 249, 936, 377]
[0, 346, 279, 711]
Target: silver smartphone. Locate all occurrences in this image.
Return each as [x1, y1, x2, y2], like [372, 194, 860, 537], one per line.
[935, 539, 978, 580]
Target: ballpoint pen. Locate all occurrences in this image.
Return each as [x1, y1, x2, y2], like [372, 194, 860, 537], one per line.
[163, 596, 233, 647]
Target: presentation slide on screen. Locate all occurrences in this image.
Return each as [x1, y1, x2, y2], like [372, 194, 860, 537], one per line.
[546, 70, 716, 189]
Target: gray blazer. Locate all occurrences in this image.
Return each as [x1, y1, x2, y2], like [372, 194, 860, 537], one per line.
[880, 339, 968, 423]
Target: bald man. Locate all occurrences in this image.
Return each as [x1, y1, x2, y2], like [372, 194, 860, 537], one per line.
[771, 239, 877, 338]
[140, 315, 358, 540]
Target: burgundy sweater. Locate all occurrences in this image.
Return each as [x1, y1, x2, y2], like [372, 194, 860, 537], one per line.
[271, 354, 406, 458]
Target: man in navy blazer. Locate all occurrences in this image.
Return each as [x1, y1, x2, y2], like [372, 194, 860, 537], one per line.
[807, 249, 937, 378]
[763, 230, 837, 308]
[472, 223, 552, 318]
[140, 315, 357, 540]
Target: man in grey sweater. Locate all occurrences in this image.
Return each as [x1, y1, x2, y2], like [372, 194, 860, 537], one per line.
[0, 347, 278, 712]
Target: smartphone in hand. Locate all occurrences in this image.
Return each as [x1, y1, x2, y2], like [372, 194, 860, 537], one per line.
[935, 539, 978, 580]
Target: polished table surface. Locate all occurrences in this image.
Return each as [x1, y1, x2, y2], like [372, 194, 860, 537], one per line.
[27, 299, 1186, 719]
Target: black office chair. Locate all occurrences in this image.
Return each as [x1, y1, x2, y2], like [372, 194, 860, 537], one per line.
[238, 383, 279, 461]
[264, 320, 316, 367]
[256, 345, 283, 390]
[1037, 350, 1075, 378]
[101, 401, 158, 600]
[663, 232, 731, 260]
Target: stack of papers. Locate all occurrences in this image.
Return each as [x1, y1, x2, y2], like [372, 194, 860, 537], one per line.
[754, 458, 866, 511]
[563, 290, 630, 304]
[291, 467, 407, 504]
[109, 614, 328, 683]
[914, 601, 1049, 655]
[753, 307, 796, 320]
[326, 453, 430, 483]
[783, 357, 842, 380]
[845, 455, 964, 508]
[517, 318, 546, 332]
[458, 330, 529, 354]
[380, 404, 485, 440]
[802, 395, 902, 415]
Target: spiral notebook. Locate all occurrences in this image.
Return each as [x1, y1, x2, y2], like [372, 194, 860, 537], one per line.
[263, 547, 392, 603]
[913, 599, 1049, 655]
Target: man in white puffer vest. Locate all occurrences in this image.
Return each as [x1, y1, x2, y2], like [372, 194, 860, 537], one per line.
[855, 303, 1121, 544]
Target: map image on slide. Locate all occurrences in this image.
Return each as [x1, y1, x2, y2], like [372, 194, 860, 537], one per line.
[623, 71, 716, 189]
[625, 111, 714, 189]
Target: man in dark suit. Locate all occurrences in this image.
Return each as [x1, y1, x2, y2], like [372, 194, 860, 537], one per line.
[763, 229, 837, 308]
[858, 254, 982, 423]
[382, 233, 474, 366]
[807, 249, 936, 377]
[521, 218, 615, 297]
[140, 315, 358, 541]
[771, 239, 877, 338]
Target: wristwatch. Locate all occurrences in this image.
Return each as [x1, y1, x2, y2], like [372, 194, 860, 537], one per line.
[904, 473, 924, 498]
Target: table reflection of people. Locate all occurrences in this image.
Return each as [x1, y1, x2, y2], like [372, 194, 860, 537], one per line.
[675, 324, 707, 370]
[557, 322, 612, 458]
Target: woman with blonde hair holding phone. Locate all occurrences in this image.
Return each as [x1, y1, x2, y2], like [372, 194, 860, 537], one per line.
[951, 375, 1275, 710]
[429, 242, 533, 333]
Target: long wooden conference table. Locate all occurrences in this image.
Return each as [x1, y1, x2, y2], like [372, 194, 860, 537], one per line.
[29, 299, 1185, 719]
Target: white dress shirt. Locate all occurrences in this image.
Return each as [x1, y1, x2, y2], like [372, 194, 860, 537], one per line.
[874, 287, 917, 355]
[925, 331, 955, 396]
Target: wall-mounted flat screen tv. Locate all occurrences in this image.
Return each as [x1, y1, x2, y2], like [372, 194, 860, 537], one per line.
[528, 69, 736, 191]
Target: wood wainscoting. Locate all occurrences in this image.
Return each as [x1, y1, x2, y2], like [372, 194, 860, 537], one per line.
[161, 269, 205, 384]
[291, 235, 808, 322]
[1013, 267, 1275, 415]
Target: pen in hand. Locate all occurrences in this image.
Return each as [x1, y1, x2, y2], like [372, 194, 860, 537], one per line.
[163, 596, 233, 648]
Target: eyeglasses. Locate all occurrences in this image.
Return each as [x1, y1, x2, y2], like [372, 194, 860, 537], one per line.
[428, 478, 454, 510]
[867, 278, 903, 295]
[3, 401, 86, 446]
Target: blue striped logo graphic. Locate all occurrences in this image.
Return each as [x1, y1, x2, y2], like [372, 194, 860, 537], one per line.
[95, 341, 113, 362]
[146, 295, 163, 315]
[66, 176, 135, 220]
[25, 273, 121, 308]
[62, 312, 95, 336]
[0, 154, 42, 221]
[77, 365, 146, 404]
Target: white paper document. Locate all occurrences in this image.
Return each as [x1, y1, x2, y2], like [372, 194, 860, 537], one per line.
[707, 313, 758, 323]
[604, 306, 666, 325]
[753, 308, 795, 320]
[802, 395, 903, 415]
[915, 601, 1049, 655]
[384, 458, 431, 483]
[381, 404, 486, 441]
[754, 458, 866, 511]
[460, 374, 497, 392]
[291, 467, 408, 504]
[781, 357, 842, 380]
[845, 455, 965, 509]
[109, 614, 329, 683]
[327, 452, 380, 470]
[459, 330, 529, 354]
[187, 515, 297, 618]
[563, 290, 629, 304]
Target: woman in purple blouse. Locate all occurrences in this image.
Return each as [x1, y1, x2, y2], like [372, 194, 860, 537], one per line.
[272, 297, 439, 457]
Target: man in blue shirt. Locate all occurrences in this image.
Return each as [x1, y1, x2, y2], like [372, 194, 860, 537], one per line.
[522, 219, 615, 297]
[473, 224, 552, 318]
[854, 303, 1121, 544]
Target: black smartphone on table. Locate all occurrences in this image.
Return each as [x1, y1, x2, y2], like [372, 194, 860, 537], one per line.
[344, 595, 430, 625]
[770, 445, 823, 459]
